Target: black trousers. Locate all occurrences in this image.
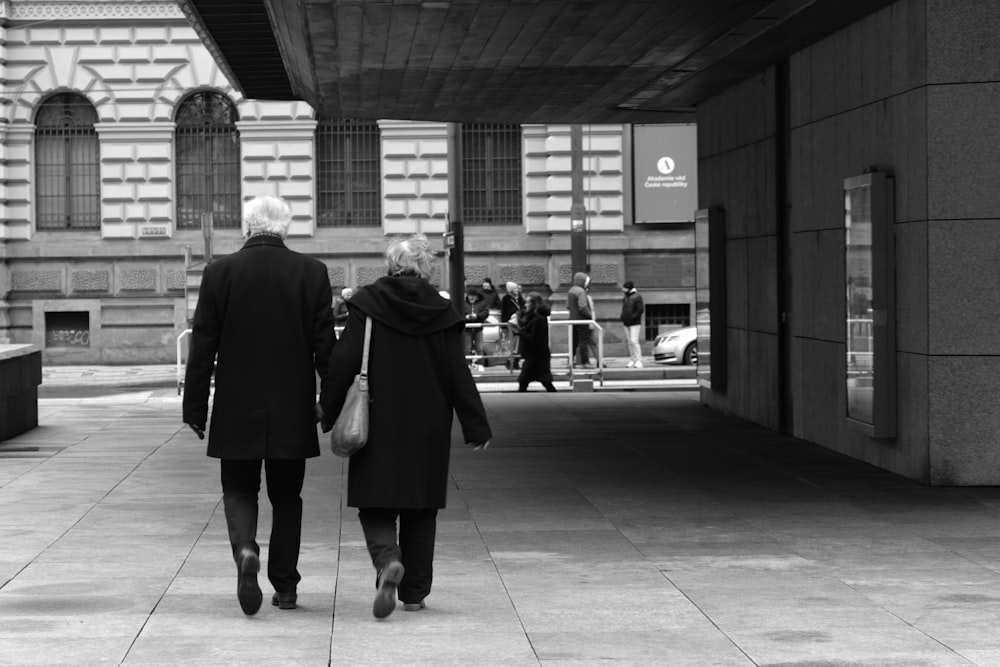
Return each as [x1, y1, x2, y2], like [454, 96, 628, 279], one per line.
[220, 458, 305, 594]
[572, 324, 592, 365]
[358, 507, 438, 604]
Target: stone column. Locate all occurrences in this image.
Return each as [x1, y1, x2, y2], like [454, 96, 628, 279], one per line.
[379, 120, 449, 236]
[95, 122, 175, 239]
[236, 120, 318, 237]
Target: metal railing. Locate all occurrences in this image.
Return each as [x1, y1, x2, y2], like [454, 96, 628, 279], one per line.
[549, 319, 604, 385]
[176, 320, 605, 395]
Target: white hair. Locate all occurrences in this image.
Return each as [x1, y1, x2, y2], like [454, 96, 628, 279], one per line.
[243, 195, 292, 238]
[385, 234, 434, 280]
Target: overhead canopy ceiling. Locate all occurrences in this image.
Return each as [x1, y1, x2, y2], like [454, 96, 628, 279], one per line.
[177, 0, 895, 124]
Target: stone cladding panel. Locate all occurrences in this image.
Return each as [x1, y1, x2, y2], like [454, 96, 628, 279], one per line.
[497, 265, 547, 287]
[327, 266, 346, 288]
[164, 268, 185, 291]
[119, 267, 156, 291]
[71, 270, 110, 292]
[11, 270, 62, 292]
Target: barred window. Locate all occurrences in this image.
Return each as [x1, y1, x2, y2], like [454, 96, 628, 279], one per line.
[644, 304, 691, 341]
[316, 118, 381, 227]
[462, 123, 522, 225]
[175, 91, 241, 230]
[34, 93, 100, 231]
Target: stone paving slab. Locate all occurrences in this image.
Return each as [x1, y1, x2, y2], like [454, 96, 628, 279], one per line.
[1, 390, 999, 665]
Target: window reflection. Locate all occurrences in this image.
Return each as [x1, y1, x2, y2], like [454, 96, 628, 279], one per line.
[845, 187, 874, 424]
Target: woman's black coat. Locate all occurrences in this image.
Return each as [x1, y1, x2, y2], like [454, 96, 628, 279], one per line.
[516, 309, 554, 384]
[320, 275, 492, 509]
[183, 235, 336, 459]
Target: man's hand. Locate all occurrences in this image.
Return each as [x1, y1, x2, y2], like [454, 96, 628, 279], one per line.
[314, 403, 325, 423]
[187, 423, 205, 440]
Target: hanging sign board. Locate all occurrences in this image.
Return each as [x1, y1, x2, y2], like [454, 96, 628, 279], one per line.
[633, 123, 698, 224]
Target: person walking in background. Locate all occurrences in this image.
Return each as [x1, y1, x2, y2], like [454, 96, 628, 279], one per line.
[463, 288, 489, 370]
[500, 281, 525, 370]
[183, 194, 336, 615]
[516, 292, 557, 393]
[620, 280, 645, 368]
[333, 287, 354, 328]
[480, 277, 501, 311]
[320, 234, 492, 619]
[566, 272, 593, 368]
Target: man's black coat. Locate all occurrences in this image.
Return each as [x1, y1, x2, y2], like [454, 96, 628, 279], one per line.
[182, 235, 335, 459]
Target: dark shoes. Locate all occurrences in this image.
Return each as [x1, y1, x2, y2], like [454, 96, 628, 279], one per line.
[235, 548, 263, 615]
[271, 591, 297, 610]
[373, 561, 404, 619]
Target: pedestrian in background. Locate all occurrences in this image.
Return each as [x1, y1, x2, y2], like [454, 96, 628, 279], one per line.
[183, 194, 335, 615]
[320, 234, 492, 619]
[620, 280, 645, 368]
[463, 288, 489, 370]
[566, 272, 593, 368]
[480, 277, 501, 311]
[517, 292, 557, 393]
[500, 281, 525, 370]
[333, 287, 354, 328]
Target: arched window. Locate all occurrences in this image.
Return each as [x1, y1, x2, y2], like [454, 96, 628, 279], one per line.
[34, 93, 100, 230]
[462, 123, 522, 225]
[175, 91, 241, 230]
[316, 118, 381, 227]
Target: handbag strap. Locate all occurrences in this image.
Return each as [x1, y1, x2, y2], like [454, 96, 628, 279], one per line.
[360, 316, 372, 377]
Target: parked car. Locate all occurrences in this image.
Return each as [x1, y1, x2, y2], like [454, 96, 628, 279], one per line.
[653, 326, 697, 365]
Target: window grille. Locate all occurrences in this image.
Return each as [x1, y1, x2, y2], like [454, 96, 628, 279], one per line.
[316, 118, 381, 227]
[175, 92, 241, 230]
[34, 93, 100, 231]
[461, 124, 522, 225]
[644, 304, 691, 341]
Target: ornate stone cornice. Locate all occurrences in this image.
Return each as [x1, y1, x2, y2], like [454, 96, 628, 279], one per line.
[6, 1, 184, 21]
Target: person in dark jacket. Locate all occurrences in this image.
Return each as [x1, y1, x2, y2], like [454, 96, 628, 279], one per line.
[516, 292, 557, 393]
[566, 271, 593, 367]
[619, 280, 645, 368]
[480, 277, 501, 311]
[183, 194, 336, 615]
[320, 234, 492, 619]
[463, 288, 489, 368]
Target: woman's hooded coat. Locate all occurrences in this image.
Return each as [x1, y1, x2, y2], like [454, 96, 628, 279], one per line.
[320, 275, 492, 509]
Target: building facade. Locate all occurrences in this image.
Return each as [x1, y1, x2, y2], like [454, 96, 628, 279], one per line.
[697, 0, 1000, 485]
[0, 0, 697, 364]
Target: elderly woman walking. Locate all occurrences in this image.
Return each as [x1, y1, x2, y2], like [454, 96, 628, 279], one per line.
[320, 234, 492, 619]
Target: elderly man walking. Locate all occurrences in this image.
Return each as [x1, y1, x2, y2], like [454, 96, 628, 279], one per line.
[183, 194, 336, 615]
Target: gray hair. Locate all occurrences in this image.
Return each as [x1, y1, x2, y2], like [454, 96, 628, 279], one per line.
[243, 195, 292, 238]
[385, 234, 434, 280]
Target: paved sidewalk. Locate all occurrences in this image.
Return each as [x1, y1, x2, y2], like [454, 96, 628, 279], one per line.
[3, 390, 1000, 665]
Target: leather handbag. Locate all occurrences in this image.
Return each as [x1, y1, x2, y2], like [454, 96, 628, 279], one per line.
[330, 316, 372, 457]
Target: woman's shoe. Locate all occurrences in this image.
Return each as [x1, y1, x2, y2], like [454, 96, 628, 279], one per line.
[373, 561, 404, 619]
[403, 600, 426, 612]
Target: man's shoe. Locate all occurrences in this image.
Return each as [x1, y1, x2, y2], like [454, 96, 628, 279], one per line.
[635, 361, 644, 368]
[626, 361, 635, 368]
[403, 600, 426, 612]
[235, 548, 263, 615]
[373, 561, 404, 619]
[271, 591, 297, 610]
